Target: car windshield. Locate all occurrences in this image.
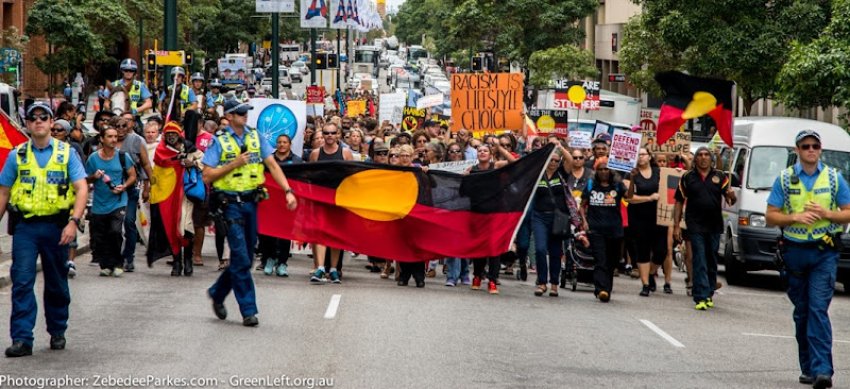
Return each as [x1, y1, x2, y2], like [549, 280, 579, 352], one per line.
[747, 146, 850, 189]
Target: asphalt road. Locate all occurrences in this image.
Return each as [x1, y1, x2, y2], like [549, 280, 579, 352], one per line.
[2, 239, 850, 388]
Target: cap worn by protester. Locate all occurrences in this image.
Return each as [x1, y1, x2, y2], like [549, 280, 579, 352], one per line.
[162, 121, 183, 135]
[26, 101, 54, 118]
[423, 120, 438, 128]
[396, 131, 412, 140]
[53, 119, 72, 132]
[223, 99, 253, 115]
[373, 143, 389, 153]
[593, 156, 609, 170]
[795, 129, 821, 145]
[694, 146, 711, 156]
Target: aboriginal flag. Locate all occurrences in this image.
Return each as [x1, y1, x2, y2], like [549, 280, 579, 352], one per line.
[0, 109, 27, 170]
[146, 123, 186, 265]
[655, 71, 735, 147]
[258, 144, 555, 261]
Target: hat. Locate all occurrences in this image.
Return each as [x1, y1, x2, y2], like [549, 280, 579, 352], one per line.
[593, 133, 612, 144]
[694, 146, 711, 155]
[795, 129, 821, 145]
[223, 99, 253, 115]
[373, 143, 389, 153]
[593, 156, 609, 170]
[162, 121, 183, 135]
[26, 101, 53, 118]
[54, 119, 72, 132]
[423, 120, 438, 127]
[396, 131, 412, 139]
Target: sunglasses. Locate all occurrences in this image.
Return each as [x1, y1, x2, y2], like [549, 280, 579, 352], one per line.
[51, 127, 66, 132]
[500, 143, 511, 147]
[573, 156, 584, 160]
[448, 150, 462, 154]
[389, 153, 399, 158]
[27, 114, 51, 122]
[375, 151, 389, 156]
[323, 131, 338, 135]
[550, 159, 561, 163]
[799, 143, 821, 151]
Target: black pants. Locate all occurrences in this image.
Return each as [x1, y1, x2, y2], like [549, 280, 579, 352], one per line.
[215, 220, 227, 261]
[632, 224, 668, 265]
[91, 207, 126, 270]
[399, 261, 425, 283]
[258, 234, 291, 267]
[590, 233, 622, 294]
[472, 257, 500, 281]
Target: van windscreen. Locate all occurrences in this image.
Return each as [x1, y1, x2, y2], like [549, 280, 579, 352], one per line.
[747, 146, 850, 189]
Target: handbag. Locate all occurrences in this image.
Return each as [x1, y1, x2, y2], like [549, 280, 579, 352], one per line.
[183, 167, 206, 203]
[545, 173, 572, 239]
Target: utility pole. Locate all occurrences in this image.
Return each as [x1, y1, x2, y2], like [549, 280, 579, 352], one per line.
[310, 28, 317, 85]
[272, 13, 280, 99]
[164, 0, 177, 88]
[336, 30, 341, 93]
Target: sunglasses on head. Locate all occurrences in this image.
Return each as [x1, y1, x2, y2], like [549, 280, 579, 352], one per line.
[799, 143, 821, 151]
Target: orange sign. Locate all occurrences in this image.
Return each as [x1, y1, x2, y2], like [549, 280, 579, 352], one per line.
[450, 73, 523, 132]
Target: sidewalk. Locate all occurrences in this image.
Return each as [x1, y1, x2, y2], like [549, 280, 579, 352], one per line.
[0, 229, 90, 289]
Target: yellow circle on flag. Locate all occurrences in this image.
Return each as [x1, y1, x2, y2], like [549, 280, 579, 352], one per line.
[536, 115, 555, 131]
[335, 170, 418, 221]
[150, 165, 176, 204]
[567, 85, 587, 105]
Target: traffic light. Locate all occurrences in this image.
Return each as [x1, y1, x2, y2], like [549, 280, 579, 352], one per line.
[314, 53, 327, 70]
[184, 50, 193, 65]
[471, 56, 482, 72]
[146, 52, 156, 71]
[327, 53, 338, 68]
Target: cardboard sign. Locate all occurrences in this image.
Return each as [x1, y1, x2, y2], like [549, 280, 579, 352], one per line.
[428, 160, 477, 174]
[346, 100, 366, 117]
[657, 167, 686, 228]
[641, 130, 691, 157]
[306, 86, 324, 104]
[401, 106, 426, 132]
[608, 129, 642, 172]
[569, 131, 593, 149]
[526, 108, 568, 137]
[361, 79, 373, 92]
[450, 73, 524, 132]
[379, 92, 406, 125]
[417, 94, 444, 109]
[552, 80, 601, 111]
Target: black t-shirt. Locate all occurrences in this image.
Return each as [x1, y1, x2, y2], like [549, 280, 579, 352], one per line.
[533, 168, 568, 213]
[674, 169, 730, 233]
[582, 179, 626, 237]
[626, 167, 660, 227]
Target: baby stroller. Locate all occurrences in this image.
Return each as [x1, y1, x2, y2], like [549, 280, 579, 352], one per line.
[561, 237, 595, 291]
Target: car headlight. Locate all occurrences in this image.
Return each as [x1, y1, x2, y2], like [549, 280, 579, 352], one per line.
[750, 214, 766, 227]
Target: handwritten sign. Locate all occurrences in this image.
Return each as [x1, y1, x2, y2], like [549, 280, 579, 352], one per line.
[379, 92, 406, 125]
[641, 130, 691, 157]
[608, 129, 642, 172]
[526, 109, 568, 137]
[428, 160, 477, 174]
[401, 106, 426, 132]
[569, 131, 593, 149]
[450, 73, 523, 132]
[657, 167, 686, 228]
[552, 80, 601, 111]
[417, 94, 444, 109]
[346, 100, 366, 117]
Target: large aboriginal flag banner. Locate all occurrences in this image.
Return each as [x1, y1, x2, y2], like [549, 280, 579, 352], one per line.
[0, 109, 27, 170]
[655, 71, 734, 147]
[258, 144, 555, 261]
[147, 124, 186, 265]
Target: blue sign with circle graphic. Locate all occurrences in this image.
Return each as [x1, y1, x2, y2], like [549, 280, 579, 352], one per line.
[257, 104, 298, 145]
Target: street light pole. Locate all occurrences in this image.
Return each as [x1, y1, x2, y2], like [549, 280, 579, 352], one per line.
[310, 28, 317, 85]
[164, 0, 177, 88]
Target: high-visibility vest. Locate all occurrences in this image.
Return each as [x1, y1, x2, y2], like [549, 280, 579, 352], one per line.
[112, 80, 143, 112]
[168, 84, 191, 111]
[10, 140, 75, 217]
[780, 165, 842, 241]
[211, 128, 265, 192]
[206, 92, 224, 108]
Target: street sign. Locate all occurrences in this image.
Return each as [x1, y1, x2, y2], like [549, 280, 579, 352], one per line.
[608, 73, 626, 83]
[0, 48, 20, 68]
[256, 0, 295, 13]
[153, 50, 185, 66]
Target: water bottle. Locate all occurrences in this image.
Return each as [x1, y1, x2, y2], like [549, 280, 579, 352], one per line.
[102, 172, 116, 190]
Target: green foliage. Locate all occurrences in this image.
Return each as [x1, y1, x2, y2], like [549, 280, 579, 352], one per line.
[621, 0, 830, 114]
[527, 45, 597, 87]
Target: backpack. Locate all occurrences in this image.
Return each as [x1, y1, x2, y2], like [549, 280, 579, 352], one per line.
[183, 167, 206, 203]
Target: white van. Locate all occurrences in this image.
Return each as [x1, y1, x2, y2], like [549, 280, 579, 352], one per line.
[717, 117, 850, 286]
[0, 83, 20, 124]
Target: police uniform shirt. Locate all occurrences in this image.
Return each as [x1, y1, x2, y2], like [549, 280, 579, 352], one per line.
[201, 126, 274, 172]
[158, 85, 197, 105]
[0, 142, 87, 193]
[767, 161, 850, 242]
[103, 80, 152, 101]
[674, 169, 730, 234]
[205, 92, 224, 109]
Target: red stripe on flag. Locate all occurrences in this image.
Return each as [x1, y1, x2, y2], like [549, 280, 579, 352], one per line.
[708, 104, 734, 147]
[656, 103, 686, 145]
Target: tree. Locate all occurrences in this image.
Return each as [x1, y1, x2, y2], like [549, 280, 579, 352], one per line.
[620, 0, 830, 115]
[527, 45, 598, 88]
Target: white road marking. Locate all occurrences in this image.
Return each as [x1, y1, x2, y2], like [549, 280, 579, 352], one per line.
[640, 319, 685, 348]
[324, 294, 341, 319]
[743, 332, 850, 344]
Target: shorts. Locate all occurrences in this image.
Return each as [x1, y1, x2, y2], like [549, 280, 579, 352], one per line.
[192, 200, 212, 227]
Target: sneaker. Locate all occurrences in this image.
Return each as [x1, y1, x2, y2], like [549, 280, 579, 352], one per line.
[310, 268, 326, 284]
[695, 300, 709, 310]
[112, 268, 124, 277]
[648, 274, 657, 292]
[329, 270, 341, 284]
[706, 298, 714, 308]
[263, 259, 276, 276]
[445, 279, 456, 287]
[461, 275, 471, 285]
[124, 263, 135, 272]
[640, 285, 651, 297]
[488, 281, 499, 294]
[67, 261, 76, 279]
[663, 283, 673, 294]
[99, 269, 112, 277]
[598, 291, 610, 302]
[276, 264, 289, 277]
[471, 276, 482, 290]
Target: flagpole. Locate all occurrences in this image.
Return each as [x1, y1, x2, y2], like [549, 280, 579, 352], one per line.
[165, 73, 178, 123]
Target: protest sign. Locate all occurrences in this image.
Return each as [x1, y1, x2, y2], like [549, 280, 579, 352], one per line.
[417, 94, 444, 109]
[593, 120, 612, 140]
[346, 100, 366, 117]
[379, 92, 406, 124]
[428, 160, 477, 174]
[247, 98, 306, 159]
[642, 130, 691, 157]
[657, 168, 686, 228]
[607, 129, 642, 172]
[401, 106, 426, 132]
[526, 109, 568, 137]
[450, 73, 523, 132]
[569, 131, 593, 149]
[306, 104, 324, 117]
[306, 86, 324, 104]
[552, 80, 601, 111]
[430, 114, 450, 129]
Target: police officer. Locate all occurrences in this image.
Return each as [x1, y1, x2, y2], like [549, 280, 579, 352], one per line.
[205, 79, 225, 117]
[190, 72, 205, 113]
[1, 102, 88, 357]
[766, 130, 850, 389]
[160, 67, 197, 119]
[202, 99, 297, 327]
[105, 58, 153, 118]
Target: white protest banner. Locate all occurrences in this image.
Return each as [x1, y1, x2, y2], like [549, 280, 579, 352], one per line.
[307, 104, 324, 117]
[258, 0, 295, 12]
[416, 94, 444, 109]
[569, 130, 593, 149]
[428, 160, 477, 174]
[301, 0, 328, 28]
[379, 92, 406, 124]
[607, 129, 642, 172]
[247, 98, 306, 158]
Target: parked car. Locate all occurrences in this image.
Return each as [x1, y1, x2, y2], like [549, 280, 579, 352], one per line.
[291, 61, 309, 75]
[278, 67, 292, 88]
[289, 66, 303, 82]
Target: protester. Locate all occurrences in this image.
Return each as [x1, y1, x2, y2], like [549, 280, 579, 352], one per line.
[581, 156, 626, 303]
[114, 115, 151, 272]
[626, 148, 670, 296]
[258, 134, 303, 277]
[395, 144, 427, 288]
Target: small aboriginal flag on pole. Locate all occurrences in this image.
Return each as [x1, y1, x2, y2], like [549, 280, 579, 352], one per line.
[655, 71, 735, 147]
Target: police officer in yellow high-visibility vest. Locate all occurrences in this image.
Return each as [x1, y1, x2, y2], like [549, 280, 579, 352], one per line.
[159, 67, 197, 118]
[766, 130, 850, 389]
[201, 99, 297, 327]
[0, 102, 88, 357]
[105, 58, 153, 116]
